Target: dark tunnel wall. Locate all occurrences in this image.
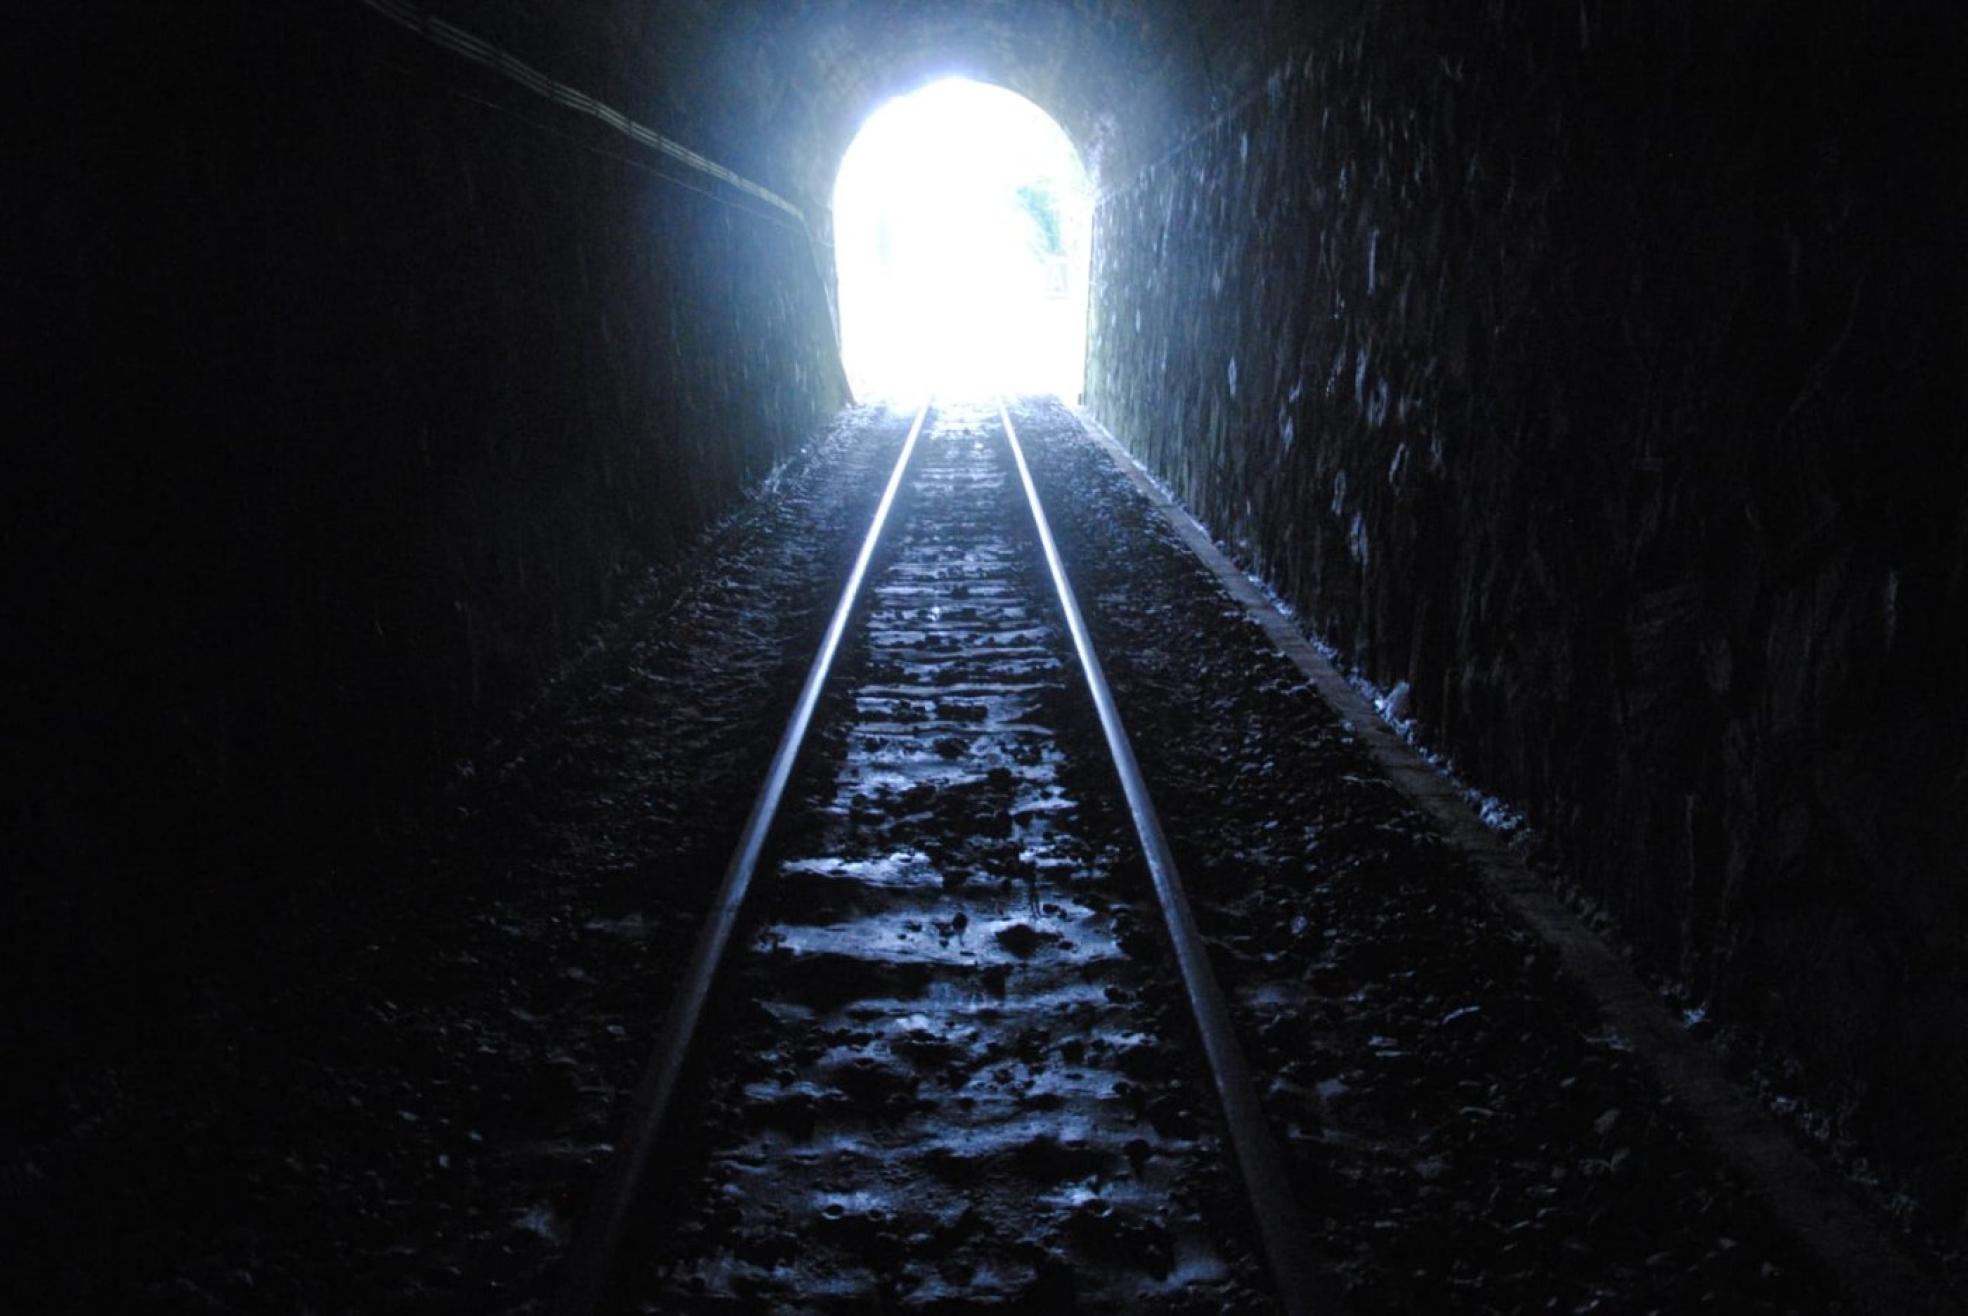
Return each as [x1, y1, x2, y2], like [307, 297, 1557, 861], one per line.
[10, 3, 845, 1062]
[1087, 0, 1968, 1214]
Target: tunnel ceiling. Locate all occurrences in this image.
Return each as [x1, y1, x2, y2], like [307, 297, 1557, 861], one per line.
[418, 0, 1314, 220]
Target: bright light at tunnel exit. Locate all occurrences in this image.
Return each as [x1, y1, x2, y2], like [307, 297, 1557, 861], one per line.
[833, 78, 1092, 404]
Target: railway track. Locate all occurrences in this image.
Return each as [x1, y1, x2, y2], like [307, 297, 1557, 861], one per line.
[557, 399, 1324, 1313]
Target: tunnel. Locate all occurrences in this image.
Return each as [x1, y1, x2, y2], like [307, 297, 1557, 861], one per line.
[10, 0, 1967, 1308]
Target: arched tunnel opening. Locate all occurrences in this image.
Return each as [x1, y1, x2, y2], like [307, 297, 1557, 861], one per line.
[834, 78, 1092, 403]
[10, 1, 1967, 1309]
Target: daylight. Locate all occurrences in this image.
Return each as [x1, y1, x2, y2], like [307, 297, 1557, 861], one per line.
[832, 78, 1092, 403]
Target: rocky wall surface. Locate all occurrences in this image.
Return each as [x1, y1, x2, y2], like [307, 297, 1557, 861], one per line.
[1086, 0, 1968, 1226]
[7, 3, 845, 1077]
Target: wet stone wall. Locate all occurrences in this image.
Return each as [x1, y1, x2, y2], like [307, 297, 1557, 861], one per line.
[8, 4, 844, 1071]
[1085, 0, 1968, 1225]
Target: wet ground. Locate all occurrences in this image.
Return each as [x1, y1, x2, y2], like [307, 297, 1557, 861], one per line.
[623, 403, 1267, 1311]
[1, 397, 1903, 1312]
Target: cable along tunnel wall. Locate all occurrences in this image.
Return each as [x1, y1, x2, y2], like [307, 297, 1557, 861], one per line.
[1083, 0, 1968, 1228]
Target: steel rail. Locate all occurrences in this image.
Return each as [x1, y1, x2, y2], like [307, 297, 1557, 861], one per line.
[997, 402, 1331, 1316]
[555, 399, 932, 1316]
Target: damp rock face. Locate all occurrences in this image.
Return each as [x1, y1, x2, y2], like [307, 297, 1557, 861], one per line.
[1084, 0, 1967, 1216]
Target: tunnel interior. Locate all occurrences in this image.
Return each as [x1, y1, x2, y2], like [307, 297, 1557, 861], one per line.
[12, 0, 1968, 1301]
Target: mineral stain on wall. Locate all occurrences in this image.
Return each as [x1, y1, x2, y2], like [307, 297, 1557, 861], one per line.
[1086, 0, 1967, 1226]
